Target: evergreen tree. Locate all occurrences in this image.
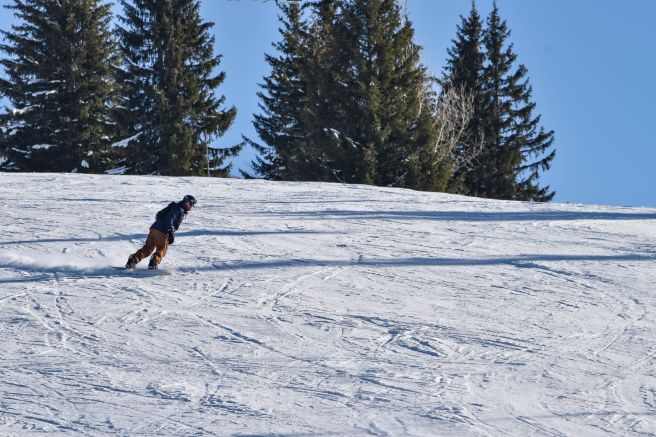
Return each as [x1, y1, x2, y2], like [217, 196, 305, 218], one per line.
[354, 0, 440, 189]
[309, 0, 440, 189]
[481, 2, 555, 201]
[251, 0, 442, 189]
[300, 0, 348, 183]
[246, 0, 310, 180]
[117, 0, 239, 176]
[0, 0, 119, 172]
[440, 2, 486, 194]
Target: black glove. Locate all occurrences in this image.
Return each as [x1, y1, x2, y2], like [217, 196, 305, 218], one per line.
[167, 232, 174, 245]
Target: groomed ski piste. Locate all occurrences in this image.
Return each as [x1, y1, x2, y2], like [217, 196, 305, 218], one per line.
[1, 172, 655, 436]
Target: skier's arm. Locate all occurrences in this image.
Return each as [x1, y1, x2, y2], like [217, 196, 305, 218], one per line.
[165, 207, 184, 240]
[164, 210, 176, 234]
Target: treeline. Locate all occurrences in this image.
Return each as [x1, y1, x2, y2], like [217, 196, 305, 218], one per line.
[0, 0, 239, 177]
[0, 0, 555, 201]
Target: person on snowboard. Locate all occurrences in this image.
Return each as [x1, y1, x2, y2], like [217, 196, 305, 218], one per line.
[125, 195, 197, 270]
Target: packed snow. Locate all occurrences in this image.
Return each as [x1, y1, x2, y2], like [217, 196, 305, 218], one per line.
[1, 173, 655, 436]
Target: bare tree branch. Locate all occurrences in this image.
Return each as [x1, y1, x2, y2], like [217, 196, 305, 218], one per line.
[429, 83, 484, 186]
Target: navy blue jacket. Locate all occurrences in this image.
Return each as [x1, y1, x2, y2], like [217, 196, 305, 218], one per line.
[151, 201, 186, 235]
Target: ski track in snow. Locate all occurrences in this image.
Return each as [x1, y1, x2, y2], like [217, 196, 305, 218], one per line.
[1, 173, 656, 436]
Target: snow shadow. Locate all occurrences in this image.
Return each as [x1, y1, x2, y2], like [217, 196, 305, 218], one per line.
[239, 198, 406, 205]
[176, 229, 333, 238]
[189, 253, 655, 272]
[0, 252, 131, 283]
[0, 274, 52, 284]
[0, 266, 164, 284]
[236, 434, 346, 437]
[2, 253, 652, 284]
[0, 233, 147, 246]
[0, 229, 330, 246]
[513, 411, 656, 419]
[259, 209, 656, 222]
[0, 250, 656, 284]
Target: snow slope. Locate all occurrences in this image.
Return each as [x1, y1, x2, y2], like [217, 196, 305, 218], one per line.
[1, 173, 656, 436]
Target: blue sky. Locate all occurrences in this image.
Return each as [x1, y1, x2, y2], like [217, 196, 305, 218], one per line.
[1, 1, 655, 207]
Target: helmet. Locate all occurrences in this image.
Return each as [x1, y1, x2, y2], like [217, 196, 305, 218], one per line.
[183, 195, 197, 206]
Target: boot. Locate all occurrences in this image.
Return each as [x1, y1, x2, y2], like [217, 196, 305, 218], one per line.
[125, 254, 137, 269]
[148, 257, 158, 270]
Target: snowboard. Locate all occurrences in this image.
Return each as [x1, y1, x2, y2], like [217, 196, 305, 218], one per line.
[111, 266, 173, 276]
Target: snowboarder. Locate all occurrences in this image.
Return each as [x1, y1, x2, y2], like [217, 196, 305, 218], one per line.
[125, 195, 197, 269]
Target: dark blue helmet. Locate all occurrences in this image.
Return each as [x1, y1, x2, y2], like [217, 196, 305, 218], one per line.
[183, 195, 197, 206]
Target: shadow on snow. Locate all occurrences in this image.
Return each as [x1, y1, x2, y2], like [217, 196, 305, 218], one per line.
[2, 252, 653, 285]
[258, 209, 656, 222]
[0, 229, 330, 246]
[185, 253, 655, 273]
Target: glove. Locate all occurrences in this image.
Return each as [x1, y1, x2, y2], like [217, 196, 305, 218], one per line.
[167, 232, 175, 245]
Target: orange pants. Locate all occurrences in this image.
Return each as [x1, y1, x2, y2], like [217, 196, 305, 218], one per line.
[132, 228, 168, 266]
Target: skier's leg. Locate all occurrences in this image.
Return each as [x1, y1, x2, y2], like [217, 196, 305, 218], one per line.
[148, 230, 169, 268]
[132, 229, 158, 264]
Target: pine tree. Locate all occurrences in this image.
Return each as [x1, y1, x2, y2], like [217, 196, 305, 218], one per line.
[299, 0, 343, 182]
[308, 0, 439, 189]
[481, 2, 555, 201]
[246, 0, 309, 180]
[116, 0, 239, 176]
[0, 0, 119, 172]
[250, 0, 441, 188]
[440, 1, 486, 194]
